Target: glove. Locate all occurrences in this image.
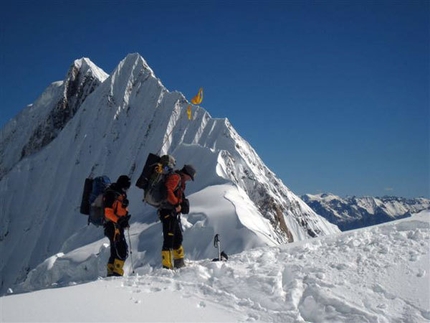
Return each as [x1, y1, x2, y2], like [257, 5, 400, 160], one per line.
[117, 214, 131, 229]
[181, 198, 190, 214]
[112, 227, 120, 241]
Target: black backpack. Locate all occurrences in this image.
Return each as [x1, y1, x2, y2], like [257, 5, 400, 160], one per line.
[136, 153, 176, 208]
[80, 175, 111, 226]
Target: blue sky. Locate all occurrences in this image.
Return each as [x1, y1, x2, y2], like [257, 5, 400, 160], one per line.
[1, 0, 429, 198]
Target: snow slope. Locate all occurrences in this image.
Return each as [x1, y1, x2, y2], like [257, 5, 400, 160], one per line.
[3, 211, 429, 323]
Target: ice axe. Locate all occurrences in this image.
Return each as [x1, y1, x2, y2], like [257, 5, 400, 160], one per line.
[212, 234, 228, 262]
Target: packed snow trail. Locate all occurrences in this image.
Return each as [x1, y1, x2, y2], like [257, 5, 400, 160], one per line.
[128, 212, 429, 322]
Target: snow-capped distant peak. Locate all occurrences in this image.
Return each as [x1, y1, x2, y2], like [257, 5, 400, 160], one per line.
[302, 193, 430, 231]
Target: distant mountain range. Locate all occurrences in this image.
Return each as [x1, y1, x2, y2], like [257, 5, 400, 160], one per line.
[302, 193, 430, 231]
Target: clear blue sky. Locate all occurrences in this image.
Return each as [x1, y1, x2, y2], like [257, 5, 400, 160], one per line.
[1, 0, 429, 198]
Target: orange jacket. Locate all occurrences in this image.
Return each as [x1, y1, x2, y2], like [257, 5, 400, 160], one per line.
[104, 187, 128, 223]
[164, 172, 184, 207]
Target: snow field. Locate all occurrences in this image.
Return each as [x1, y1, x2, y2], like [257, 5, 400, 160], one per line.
[5, 212, 427, 323]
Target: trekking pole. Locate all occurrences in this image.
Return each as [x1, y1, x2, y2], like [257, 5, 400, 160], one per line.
[214, 234, 221, 261]
[127, 228, 135, 274]
[212, 234, 228, 261]
[217, 236, 221, 260]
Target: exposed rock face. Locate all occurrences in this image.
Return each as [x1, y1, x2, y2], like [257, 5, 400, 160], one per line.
[21, 60, 107, 159]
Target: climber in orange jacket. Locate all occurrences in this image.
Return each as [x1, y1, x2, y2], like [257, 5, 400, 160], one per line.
[158, 164, 196, 269]
[103, 175, 131, 277]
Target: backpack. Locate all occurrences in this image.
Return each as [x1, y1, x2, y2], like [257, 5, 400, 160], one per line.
[79, 175, 111, 226]
[136, 153, 176, 208]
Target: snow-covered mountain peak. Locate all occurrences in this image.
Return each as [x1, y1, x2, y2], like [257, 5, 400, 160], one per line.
[71, 57, 109, 82]
[0, 58, 107, 180]
[0, 53, 339, 295]
[109, 53, 157, 92]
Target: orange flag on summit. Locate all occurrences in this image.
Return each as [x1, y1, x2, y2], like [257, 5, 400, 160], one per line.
[187, 88, 204, 120]
[191, 88, 203, 104]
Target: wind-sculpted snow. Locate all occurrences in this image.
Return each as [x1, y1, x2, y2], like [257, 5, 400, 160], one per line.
[4, 211, 429, 322]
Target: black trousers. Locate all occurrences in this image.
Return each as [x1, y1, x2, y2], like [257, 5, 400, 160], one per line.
[104, 221, 128, 263]
[159, 209, 183, 251]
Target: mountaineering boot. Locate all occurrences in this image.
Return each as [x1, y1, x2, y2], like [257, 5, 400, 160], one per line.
[162, 250, 172, 269]
[107, 263, 115, 277]
[173, 246, 185, 268]
[113, 259, 125, 276]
